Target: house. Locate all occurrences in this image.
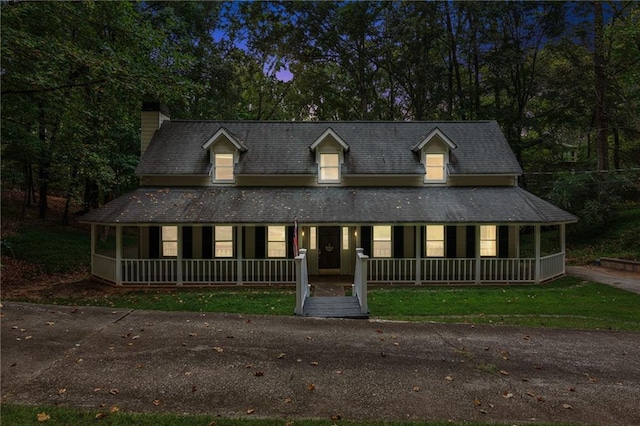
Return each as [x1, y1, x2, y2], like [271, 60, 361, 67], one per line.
[81, 103, 577, 315]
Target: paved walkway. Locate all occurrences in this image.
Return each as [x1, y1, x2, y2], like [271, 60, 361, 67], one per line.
[2, 302, 639, 425]
[567, 265, 640, 294]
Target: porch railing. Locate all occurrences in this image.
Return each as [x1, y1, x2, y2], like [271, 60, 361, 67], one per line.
[295, 249, 309, 315]
[92, 254, 116, 282]
[182, 259, 236, 283]
[368, 258, 416, 282]
[422, 258, 476, 282]
[540, 252, 565, 281]
[122, 259, 178, 284]
[353, 248, 369, 313]
[242, 259, 296, 283]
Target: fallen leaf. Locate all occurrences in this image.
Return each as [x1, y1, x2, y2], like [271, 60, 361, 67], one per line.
[110, 405, 119, 413]
[109, 389, 119, 395]
[562, 403, 573, 409]
[473, 398, 482, 407]
[393, 342, 400, 347]
[537, 396, 546, 402]
[58, 388, 66, 395]
[213, 347, 224, 353]
[132, 335, 140, 340]
[189, 333, 197, 337]
[25, 335, 33, 340]
[192, 385, 197, 392]
[445, 375, 454, 381]
[480, 409, 487, 414]
[376, 328, 383, 333]
[500, 370, 510, 376]
[246, 408, 255, 414]
[46, 322, 55, 326]
[523, 335, 530, 340]
[37, 412, 50, 422]
[526, 391, 536, 397]
[95, 412, 109, 419]
[413, 386, 420, 392]
[331, 414, 342, 421]
[307, 383, 315, 391]
[152, 399, 161, 406]
[208, 422, 217, 426]
[310, 361, 319, 366]
[502, 391, 513, 399]
[255, 371, 264, 377]
[277, 353, 286, 359]
[284, 398, 293, 403]
[568, 386, 576, 392]
[335, 370, 343, 375]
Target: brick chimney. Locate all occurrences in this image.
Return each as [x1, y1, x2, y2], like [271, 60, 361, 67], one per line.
[141, 102, 170, 156]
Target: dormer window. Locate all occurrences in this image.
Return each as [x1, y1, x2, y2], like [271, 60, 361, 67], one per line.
[424, 153, 445, 182]
[319, 153, 340, 182]
[412, 127, 457, 185]
[214, 153, 234, 182]
[202, 127, 248, 185]
[310, 128, 349, 185]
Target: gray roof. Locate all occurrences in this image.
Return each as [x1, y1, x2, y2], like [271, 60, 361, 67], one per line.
[81, 186, 577, 225]
[136, 121, 522, 176]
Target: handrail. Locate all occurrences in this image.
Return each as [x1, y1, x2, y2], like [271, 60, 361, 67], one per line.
[353, 248, 369, 314]
[295, 249, 309, 315]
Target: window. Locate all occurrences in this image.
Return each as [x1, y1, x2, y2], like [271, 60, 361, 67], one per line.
[162, 226, 178, 257]
[373, 226, 391, 258]
[319, 153, 340, 182]
[214, 153, 234, 181]
[480, 225, 497, 257]
[342, 227, 349, 250]
[310, 227, 317, 249]
[267, 226, 286, 258]
[424, 153, 445, 182]
[426, 225, 445, 257]
[214, 226, 233, 258]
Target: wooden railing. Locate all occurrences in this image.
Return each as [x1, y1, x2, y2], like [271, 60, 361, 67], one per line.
[422, 258, 476, 282]
[242, 259, 296, 283]
[353, 248, 369, 314]
[295, 249, 309, 315]
[540, 252, 565, 281]
[92, 254, 116, 282]
[122, 259, 178, 284]
[481, 258, 534, 282]
[182, 259, 236, 283]
[368, 258, 416, 282]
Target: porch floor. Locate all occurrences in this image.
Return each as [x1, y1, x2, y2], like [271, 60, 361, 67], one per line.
[301, 296, 369, 319]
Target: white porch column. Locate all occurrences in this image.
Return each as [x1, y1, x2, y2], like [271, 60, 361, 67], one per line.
[177, 225, 183, 285]
[534, 225, 541, 283]
[560, 223, 566, 275]
[475, 225, 481, 284]
[515, 225, 520, 258]
[115, 225, 122, 285]
[415, 225, 421, 285]
[237, 225, 243, 285]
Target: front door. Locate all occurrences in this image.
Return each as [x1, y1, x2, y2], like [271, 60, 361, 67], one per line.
[318, 226, 340, 272]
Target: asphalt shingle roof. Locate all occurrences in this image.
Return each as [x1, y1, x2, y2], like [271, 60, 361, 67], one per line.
[81, 186, 577, 225]
[136, 121, 523, 176]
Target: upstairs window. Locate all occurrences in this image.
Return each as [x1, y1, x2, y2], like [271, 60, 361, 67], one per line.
[480, 225, 497, 257]
[426, 225, 445, 257]
[373, 225, 391, 258]
[214, 226, 233, 258]
[214, 153, 234, 182]
[319, 153, 340, 183]
[267, 226, 286, 258]
[162, 226, 178, 257]
[424, 153, 445, 182]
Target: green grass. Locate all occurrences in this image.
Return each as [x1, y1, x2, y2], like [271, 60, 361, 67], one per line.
[368, 277, 640, 331]
[0, 404, 579, 426]
[13, 276, 640, 331]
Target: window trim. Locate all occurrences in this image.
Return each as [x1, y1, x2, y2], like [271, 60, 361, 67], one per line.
[480, 225, 497, 257]
[161, 226, 178, 258]
[372, 225, 392, 258]
[425, 225, 445, 257]
[424, 152, 446, 183]
[213, 152, 235, 183]
[267, 225, 287, 258]
[214, 226, 233, 258]
[318, 152, 341, 183]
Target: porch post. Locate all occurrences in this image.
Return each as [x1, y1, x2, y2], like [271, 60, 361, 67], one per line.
[177, 225, 183, 285]
[415, 225, 421, 285]
[559, 223, 566, 275]
[534, 225, 541, 283]
[514, 225, 520, 258]
[475, 225, 481, 284]
[115, 225, 122, 285]
[236, 225, 243, 285]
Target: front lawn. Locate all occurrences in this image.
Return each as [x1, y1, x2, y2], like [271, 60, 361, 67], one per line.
[10, 276, 640, 331]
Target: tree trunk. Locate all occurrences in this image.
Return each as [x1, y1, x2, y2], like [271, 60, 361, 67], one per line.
[37, 101, 48, 219]
[594, 1, 609, 171]
[613, 127, 620, 170]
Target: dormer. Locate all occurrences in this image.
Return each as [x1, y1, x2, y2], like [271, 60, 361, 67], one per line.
[412, 127, 457, 184]
[202, 127, 248, 184]
[309, 128, 349, 184]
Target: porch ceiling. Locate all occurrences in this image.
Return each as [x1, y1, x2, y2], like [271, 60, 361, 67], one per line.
[80, 186, 578, 225]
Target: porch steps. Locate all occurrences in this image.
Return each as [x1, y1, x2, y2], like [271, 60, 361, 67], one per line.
[301, 296, 369, 319]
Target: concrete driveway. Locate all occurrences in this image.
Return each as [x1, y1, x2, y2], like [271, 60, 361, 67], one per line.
[2, 302, 639, 425]
[567, 266, 640, 294]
